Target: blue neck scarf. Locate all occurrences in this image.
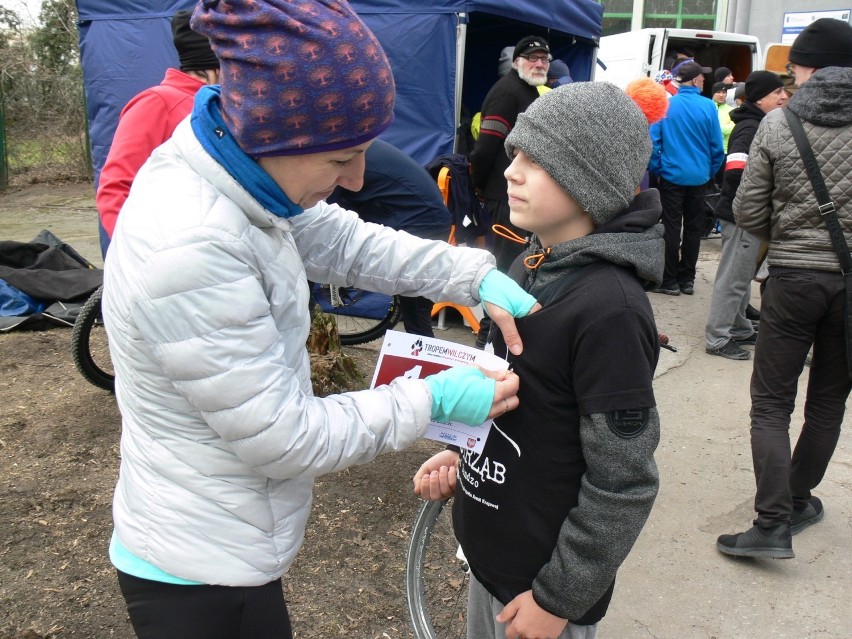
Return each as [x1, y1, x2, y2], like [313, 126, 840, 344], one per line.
[190, 86, 303, 219]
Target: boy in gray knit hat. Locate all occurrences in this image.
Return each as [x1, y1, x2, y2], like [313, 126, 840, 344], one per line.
[414, 80, 669, 639]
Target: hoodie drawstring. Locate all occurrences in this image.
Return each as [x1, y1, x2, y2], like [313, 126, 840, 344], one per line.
[492, 224, 551, 269]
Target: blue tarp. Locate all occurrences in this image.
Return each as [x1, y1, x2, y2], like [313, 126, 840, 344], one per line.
[76, 0, 602, 179]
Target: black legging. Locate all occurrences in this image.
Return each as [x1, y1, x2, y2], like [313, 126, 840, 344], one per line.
[117, 571, 293, 639]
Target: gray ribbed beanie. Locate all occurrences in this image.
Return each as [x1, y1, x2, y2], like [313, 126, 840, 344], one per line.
[505, 81, 654, 226]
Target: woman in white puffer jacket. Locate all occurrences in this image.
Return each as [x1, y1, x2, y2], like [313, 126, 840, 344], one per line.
[103, 2, 537, 637]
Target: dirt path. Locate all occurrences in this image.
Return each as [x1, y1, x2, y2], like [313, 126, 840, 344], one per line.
[1, 182, 850, 639]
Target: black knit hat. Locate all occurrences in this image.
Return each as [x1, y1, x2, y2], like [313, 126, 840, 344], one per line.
[714, 66, 732, 82]
[711, 81, 727, 94]
[788, 18, 852, 69]
[171, 10, 218, 72]
[744, 71, 784, 103]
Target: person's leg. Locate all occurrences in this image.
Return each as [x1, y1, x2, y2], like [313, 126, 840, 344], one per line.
[749, 272, 823, 528]
[705, 222, 761, 348]
[563, 622, 600, 639]
[657, 179, 685, 289]
[677, 184, 707, 286]
[789, 273, 851, 507]
[399, 295, 435, 337]
[706, 221, 746, 348]
[466, 575, 500, 639]
[117, 571, 293, 639]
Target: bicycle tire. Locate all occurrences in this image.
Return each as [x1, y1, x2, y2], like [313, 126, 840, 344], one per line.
[71, 286, 115, 392]
[312, 285, 402, 346]
[405, 499, 469, 639]
[338, 293, 401, 345]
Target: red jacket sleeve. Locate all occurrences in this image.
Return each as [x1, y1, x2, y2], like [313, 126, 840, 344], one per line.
[96, 91, 176, 238]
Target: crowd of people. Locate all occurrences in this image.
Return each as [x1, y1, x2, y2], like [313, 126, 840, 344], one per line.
[93, 1, 851, 636]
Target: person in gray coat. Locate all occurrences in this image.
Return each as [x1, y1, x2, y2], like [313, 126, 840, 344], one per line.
[717, 18, 852, 559]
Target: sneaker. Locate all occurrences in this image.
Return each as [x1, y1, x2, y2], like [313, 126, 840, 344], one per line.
[717, 523, 794, 559]
[679, 281, 694, 295]
[746, 304, 761, 322]
[706, 340, 751, 360]
[650, 285, 680, 296]
[733, 333, 757, 347]
[791, 497, 824, 535]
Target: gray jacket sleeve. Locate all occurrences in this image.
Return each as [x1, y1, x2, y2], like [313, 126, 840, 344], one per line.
[733, 118, 775, 241]
[531, 408, 660, 621]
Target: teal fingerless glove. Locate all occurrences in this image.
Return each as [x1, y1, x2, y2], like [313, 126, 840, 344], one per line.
[478, 269, 536, 317]
[425, 366, 496, 426]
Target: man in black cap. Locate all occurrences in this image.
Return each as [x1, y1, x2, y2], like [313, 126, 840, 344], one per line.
[649, 60, 724, 296]
[718, 18, 852, 559]
[470, 35, 550, 346]
[96, 10, 220, 256]
[471, 35, 550, 273]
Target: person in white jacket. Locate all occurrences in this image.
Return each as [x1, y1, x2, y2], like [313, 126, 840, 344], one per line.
[102, 2, 537, 637]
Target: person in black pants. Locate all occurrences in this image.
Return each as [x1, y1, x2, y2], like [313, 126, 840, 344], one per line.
[328, 139, 452, 337]
[717, 18, 852, 558]
[648, 60, 725, 296]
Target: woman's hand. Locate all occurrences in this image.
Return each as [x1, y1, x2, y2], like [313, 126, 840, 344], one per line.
[479, 269, 542, 355]
[484, 301, 542, 357]
[484, 367, 520, 420]
[425, 367, 519, 426]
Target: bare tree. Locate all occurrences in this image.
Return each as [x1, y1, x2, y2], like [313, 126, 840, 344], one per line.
[0, 0, 89, 185]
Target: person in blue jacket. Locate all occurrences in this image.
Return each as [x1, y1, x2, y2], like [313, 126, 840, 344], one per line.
[649, 60, 725, 296]
[327, 139, 452, 336]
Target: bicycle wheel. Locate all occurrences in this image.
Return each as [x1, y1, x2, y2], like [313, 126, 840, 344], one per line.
[311, 284, 401, 346]
[71, 286, 115, 392]
[405, 499, 469, 639]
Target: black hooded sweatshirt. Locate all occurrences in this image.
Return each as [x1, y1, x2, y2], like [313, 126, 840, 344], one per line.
[714, 101, 768, 223]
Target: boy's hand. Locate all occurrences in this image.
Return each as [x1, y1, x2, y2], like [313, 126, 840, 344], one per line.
[496, 590, 569, 639]
[413, 449, 460, 500]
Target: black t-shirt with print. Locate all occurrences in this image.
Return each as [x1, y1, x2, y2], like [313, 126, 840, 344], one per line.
[453, 262, 658, 624]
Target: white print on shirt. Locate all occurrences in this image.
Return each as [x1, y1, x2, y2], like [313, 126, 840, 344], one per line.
[462, 449, 508, 487]
[459, 475, 499, 510]
[490, 422, 520, 456]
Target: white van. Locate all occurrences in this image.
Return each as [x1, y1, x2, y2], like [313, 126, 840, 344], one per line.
[595, 28, 762, 91]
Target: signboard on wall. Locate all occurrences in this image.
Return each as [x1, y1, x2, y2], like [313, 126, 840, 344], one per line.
[781, 9, 851, 44]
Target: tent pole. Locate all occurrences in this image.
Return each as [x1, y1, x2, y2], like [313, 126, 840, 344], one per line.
[453, 13, 468, 154]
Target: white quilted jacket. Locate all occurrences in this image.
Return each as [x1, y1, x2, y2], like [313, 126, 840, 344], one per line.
[103, 118, 494, 586]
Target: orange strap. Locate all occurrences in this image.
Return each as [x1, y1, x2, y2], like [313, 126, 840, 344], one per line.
[491, 224, 550, 269]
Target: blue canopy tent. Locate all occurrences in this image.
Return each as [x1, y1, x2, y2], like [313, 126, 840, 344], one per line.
[76, 0, 602, 183]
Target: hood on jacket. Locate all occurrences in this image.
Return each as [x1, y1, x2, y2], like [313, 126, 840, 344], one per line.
[729, 100, 768, 125]
[523, 189, 665, 294]
[787, 67, 852, 128]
